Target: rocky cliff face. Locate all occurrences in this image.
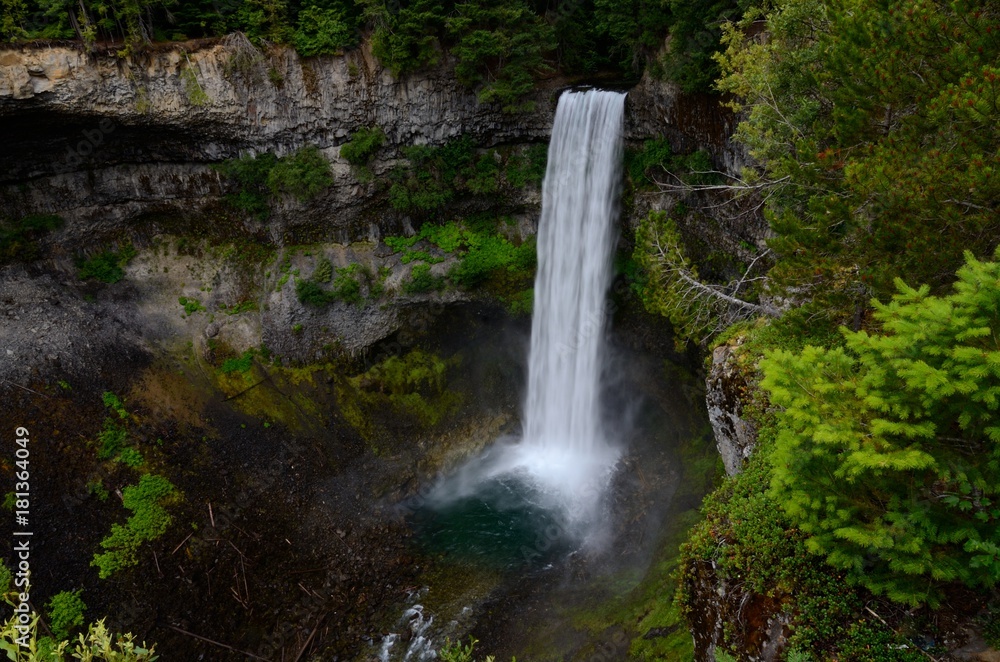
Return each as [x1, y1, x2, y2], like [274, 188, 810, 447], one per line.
[0, 40, 550, 245]
[685, 556, 790, 661]
[0, 39, 740, 244]
[705, 340, 759, 476]
[0, 39, 747, 383]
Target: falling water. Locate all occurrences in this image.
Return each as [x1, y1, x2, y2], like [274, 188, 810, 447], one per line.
[373, 92, 636, 662]
[393, 89, 627, 662]
[422, 89, 626, 538]
[501, 89, 626, 523]
[525, 90, 624, 449]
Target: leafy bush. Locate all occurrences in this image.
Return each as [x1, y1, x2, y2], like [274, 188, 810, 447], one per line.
[625, 140, 717, 190]
[92, 474, 178, 579]
[293, 3, 356, 56]
[216, 146, 332, 217]
[383, 219, 537, 301]
[266, 145, 334, 201]
[449, 232, 535, 289]
[340, 126, 385, 166]
[47, 589, 86, 640]
[403, 263, 444, 294]
[439, 638, 479, 662]
[219, 350, 255, 374]
[177, 296, 205, 315]
[503, 144, 547, 188]
[760, 250, 1000, 606]
[626, 138, 673, 186]
[77, 245, 137, 284]
[312, 256, 334, 283]
[215, 152, 279, 218]
[331, 264, 363, 304]
[0, 214, 62, 266]
[295, 278, 335, 306]
[295, 263, 365, 306]
[1, 613, 157, 660]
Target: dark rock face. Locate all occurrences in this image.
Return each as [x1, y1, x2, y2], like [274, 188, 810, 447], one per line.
[684, 556, 791, 661]
[625, 76, 746, 174]
[706, 341, 758, 476]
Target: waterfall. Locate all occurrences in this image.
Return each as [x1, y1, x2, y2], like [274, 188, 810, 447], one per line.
[514, 89, 626, 521]
[525, 89, 625, 450]
[423, 89, 626, 531]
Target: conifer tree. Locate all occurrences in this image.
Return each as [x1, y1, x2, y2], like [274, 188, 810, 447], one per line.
[761, 249, 1000, 606]
[717, 0, 1000, 322]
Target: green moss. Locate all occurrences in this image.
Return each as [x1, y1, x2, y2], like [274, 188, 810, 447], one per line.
[77, 245, 137, 284]
[178, 296, 205, 315]
[219, 350, 255, 374]
[337, 350, 462, 442]
[92, 474, 179, 579]
[96, 420, 128, 460]
[220, 300, 259, 315]
[46, 589, 86, 640]
[115, 447, 144, 468]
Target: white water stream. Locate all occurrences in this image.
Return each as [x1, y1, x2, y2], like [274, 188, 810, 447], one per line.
[379, 88, 627, 661]
[478, 88, 627, 524]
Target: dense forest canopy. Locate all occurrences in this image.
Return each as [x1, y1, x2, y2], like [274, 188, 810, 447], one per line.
[0, 0, 749, 95]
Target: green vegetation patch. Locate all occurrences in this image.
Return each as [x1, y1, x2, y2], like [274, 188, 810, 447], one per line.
[385, 138, 546, 216]
[625, 139, 716, 190]
[293, 3, 357, 56]
[46, 589, 86, 641]
[338, 350, 462, 441]
[0, 614, 157, 660]
[216, 145, 333, 218]
[403, 263, 445, 294]
[0, 214, 62, 266]
[760, 250, 1000, 607]
[177, 296, 205, 315]
[219, 349, 256, 374]
[92, 392, 146, 468]
[340, 126, 385, 166]
[92, 474, 178, 579]
[77, 245, 137, 284]
[383, 218, 536, 307]
[295, 262, 368, 307]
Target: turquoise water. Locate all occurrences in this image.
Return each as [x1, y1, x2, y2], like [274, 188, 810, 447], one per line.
[409, 474, 575, 570]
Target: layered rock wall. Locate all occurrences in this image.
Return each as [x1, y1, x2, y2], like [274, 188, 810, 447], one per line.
[0, 40, 742, 246]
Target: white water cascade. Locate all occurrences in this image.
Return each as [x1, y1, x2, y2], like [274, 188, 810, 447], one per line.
[520, 88, 625, 519]
[474, 88, 627, 525]
[425, 88, 626, 530]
